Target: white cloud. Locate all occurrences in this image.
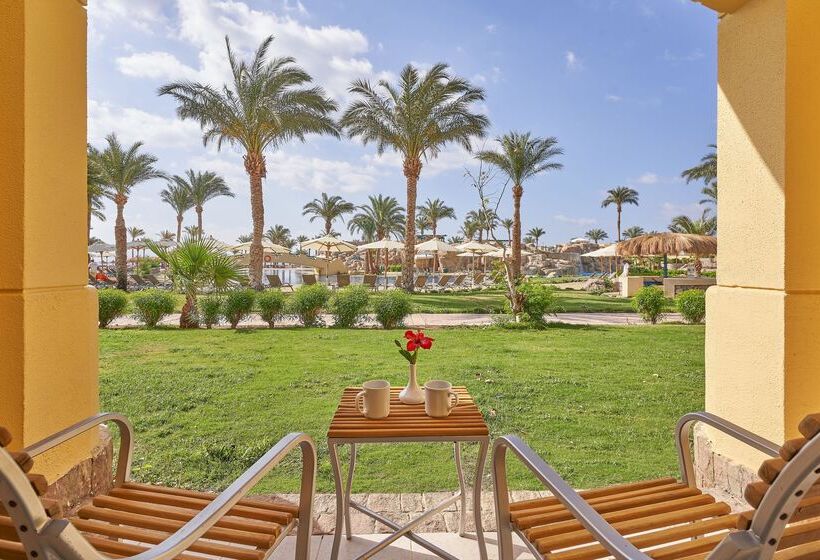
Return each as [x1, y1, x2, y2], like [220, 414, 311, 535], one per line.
[637, 172, 659, 184]
[88, 0, 167, 33]
[485, 24, 497, 33]
[565, 51, 583, 71]
[554, 214, 597, 226]
[662, 49, 704, 62]
[88, 99, 202, 148]
[282, 0, 310, 17]
[661, 202, 701, 219]
[116, 51, 199, 80]
[605, 94, 623, 102]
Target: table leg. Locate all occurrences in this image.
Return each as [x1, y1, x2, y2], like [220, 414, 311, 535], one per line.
[474, 439, 489, 560]
[344, 443, 357, 540]
[454, 442, 467, 536]
[328, 441, 344, 560]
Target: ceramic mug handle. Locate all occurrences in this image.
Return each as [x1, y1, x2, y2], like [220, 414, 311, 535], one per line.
[355, 391, 366, 415]
[448, 391, 460, 411]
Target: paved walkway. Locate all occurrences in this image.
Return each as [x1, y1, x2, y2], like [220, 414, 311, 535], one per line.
[110, 311, 683, 328]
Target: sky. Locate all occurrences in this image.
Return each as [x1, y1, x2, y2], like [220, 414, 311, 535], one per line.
[87, 0, 718, 246]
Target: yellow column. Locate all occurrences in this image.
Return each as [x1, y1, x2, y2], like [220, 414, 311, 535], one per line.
[704, 0, 820, 470]
[0, 1, 100, 479]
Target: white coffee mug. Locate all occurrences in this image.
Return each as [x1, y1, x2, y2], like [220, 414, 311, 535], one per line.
[424, 380, 459, 418]
[355, 380, 391, 419]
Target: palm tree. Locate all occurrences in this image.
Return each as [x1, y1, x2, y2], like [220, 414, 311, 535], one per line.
[349, 195, 405, 273]
[465, 208, 498, 241]
[160, 182, 193, 242]
[448, 235, 464, 244]
[147, 237, 241, 328]
[700, 182, 718, 206]
[682, 144, 717, 185]
[265, 224, 293, 247]
[341, 63, 488, 291]
[499, 218, 514, 245]
[127, 226, 145, 242]
[158, 230, 176, 241]
[669, 209, 717, 235]
[94, 133, 164, 290]
[171, 169, 233, 236]
[184, 225, 202, 238]
[86, 145, 108, 243]
[527, 227, 545, 249]
[415, 216, 430, 238]
[460, 218, 478, 241]
[601, 186, 639, 242]
[418, 198, 456, 239]
[159, 36, 338, 288]
[302, 193, 355, 236]
[236, 234, 253, 243]
[476, 131, 564, 277]
[585, 228, 609, 243]
[622, 226, 645, 239]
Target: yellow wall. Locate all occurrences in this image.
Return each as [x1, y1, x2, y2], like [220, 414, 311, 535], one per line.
[705, 0, 820, 467]
[0, 0, 99, 479]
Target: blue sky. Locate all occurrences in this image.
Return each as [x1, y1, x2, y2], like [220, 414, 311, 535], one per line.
[88, 0, 717, 245]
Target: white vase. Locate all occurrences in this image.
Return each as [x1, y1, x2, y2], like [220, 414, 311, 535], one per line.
[399, 363, 425, 404]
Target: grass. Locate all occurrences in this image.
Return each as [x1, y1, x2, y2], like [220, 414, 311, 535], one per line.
[99, 325, 704, 494]
[122, 287, 644, 315]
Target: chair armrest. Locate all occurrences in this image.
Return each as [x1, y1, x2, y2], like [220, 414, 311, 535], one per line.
[493, 435, 652, 560]
[25, 412, 134, 485]
[675, 411, 781, 486]
[117, 432, 316, 560]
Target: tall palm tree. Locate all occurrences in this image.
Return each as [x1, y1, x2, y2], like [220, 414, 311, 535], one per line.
[466, 208, 497, 242]
[171, 169, 233, 236]
[476, 131, 564, 276]
[160, 182, 193, 242]
[302, 193, 355, 235]
[448, 235, 464, 244]
[349, 195, 405, 273]
[499, 218, 514, 245]
[622, 226, 645, 239]
[158, 230, 176, 242]
[184, 225, 202, 238]
[460, 218, 478, 241]
[415, 216, 430, 237]
[341, 63, 488, 291]
[265, 224, 293, 247]
[236, 234, 253, 243]
[418, 198, 456, 239]
[95, 133, 164, 290]
[159, 36, 339, 288]
[86, 145, 108, 243]
[601, 186, 639, 242]
[527, 227, 545, 249]
[127, 226, 145, 241]
[682, 144, 717, 185]
[669, 209, 717, 235]
[700, 182, 718, 206]
[585, 228, 609, 243]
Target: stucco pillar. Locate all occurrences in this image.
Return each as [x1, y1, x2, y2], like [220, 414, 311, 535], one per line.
[0, 1, 101, 482]
[699, 0, 820, 493]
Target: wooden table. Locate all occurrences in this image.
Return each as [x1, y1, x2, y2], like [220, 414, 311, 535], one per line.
[327, 386, 490, 560]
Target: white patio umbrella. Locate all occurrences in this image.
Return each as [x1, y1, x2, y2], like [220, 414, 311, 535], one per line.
[357, 238, 404, 283]
[415, 238, 457, 272]
[456, 241, 496, 274]
[581, 245, 617, 257]
[88, 242, 115, 265]
[301, 235, 357, 277]
[231, 240, 291, 255]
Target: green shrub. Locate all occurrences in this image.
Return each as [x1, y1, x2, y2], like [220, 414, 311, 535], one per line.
[329, 285, 370, 328]
[633, 286, 667, 324]
[132, 289, 176, 328]
[137, 257, 161, 276]
[373, 290, 412, 329]
[287, 284, 331, 327]
[199, 295, 223, 329]
[98, 289, 129, 328]
[676, 289, 707, 324]
[257, 290, 286, 328]
[222, 289, 256, 328]
[517, 282, 562, 326]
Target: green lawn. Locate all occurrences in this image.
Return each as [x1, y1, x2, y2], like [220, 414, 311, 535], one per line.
[99, 326, 704, 494]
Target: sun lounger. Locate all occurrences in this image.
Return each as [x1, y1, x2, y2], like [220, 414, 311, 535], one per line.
[446, 274, 467, 291]
[146, 273, 171, 288]
[493, 411, 820, 560]
[429, 275, 452, 292]
[129, 274, 150, 289]
[0, 414, 317, 560]
[331, 273, 350, 289]
[266, 274, 294, 291]
[301, 273, 317, 286]
[413, 275, 429, 291]
[362, 274, 378, 291]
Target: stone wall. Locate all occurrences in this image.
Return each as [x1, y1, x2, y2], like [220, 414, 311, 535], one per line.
[693, 426, 757, 512]
[43, 427, 113, 515]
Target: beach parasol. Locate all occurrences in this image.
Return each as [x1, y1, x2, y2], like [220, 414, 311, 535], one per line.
[415, 238, 456, 272]
[616, 233, 717, 276]
[301, 235, 357, 277]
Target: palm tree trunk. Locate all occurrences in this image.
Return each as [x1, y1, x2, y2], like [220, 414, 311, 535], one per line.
[402, 157, 422, 292]
[87, 206, 92, 244]
[432, 223, 439, 272]
[114, 200, 128, 290]
[245, 153, 266, 289]
[616, 205, 622, 243]
[180, 293, 199, 328]
[325, 219, 332, 236]
[196, 206, 203, 237]
[176, 215, 183, 242]
[512, 184, 523, 277]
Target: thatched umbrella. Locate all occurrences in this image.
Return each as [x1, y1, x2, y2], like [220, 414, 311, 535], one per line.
[616, 233, 717, 276]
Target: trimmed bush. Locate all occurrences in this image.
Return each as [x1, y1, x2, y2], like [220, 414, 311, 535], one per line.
[287, 283, 331, 327]
[676, 289, 707, 324]
[633, 286, 667, 324]
[199, 295, 223, 329]
[329, 285, 370, 328]
[373, 290, 412, 329]
[257, 290, 286, 328]
[223, 289, 256, 328]
[518, 282, 561, 326]
[98, 289, 129, 328]
[132, 289, 176, 328]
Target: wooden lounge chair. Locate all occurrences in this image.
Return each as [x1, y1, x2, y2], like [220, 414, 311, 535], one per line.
[446, 274, 467, 291]
[413, 275, 429, 291]
[362, 274, 378, 291]
[301, 273, 317, 286]
[146, 273, 171, 288]
[331, 273, 350, 289]
[392, 276, 403, 290]
[429, 275, 452, 292]
[493, 411, 820, 560]
[0, 413, 316, 560]
[129, 274, 150, 289]
[266, 274, 293, 292]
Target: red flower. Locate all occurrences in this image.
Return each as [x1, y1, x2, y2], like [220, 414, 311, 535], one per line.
[405, 330, 434, 352]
